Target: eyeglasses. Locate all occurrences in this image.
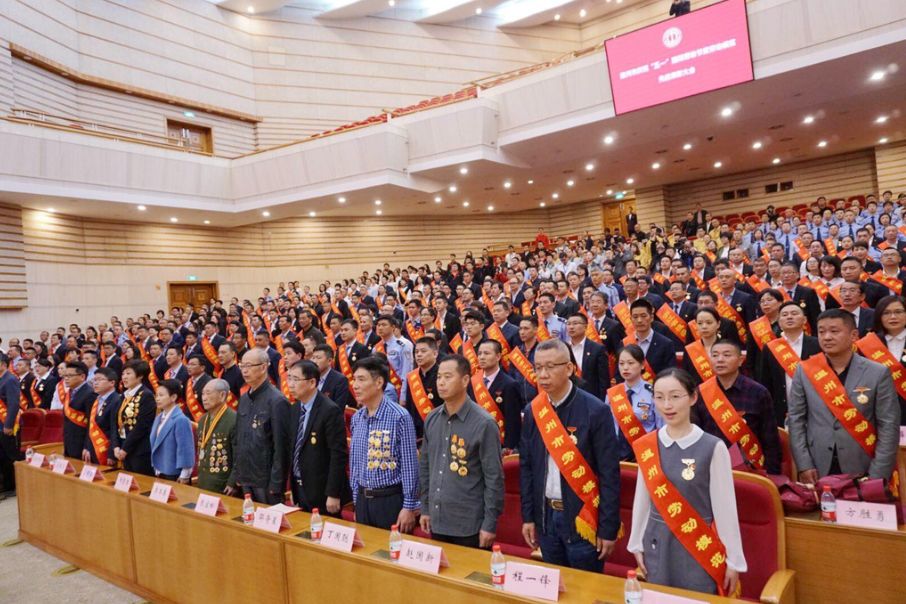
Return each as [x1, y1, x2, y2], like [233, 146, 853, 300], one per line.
[532, 362, 570, 374]
[653, 394, 691, 404]
[882, 309, 906, 317]
[238, 362, 266, 369]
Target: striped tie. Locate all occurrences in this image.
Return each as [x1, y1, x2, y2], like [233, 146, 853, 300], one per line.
[292, 406, 308, 479]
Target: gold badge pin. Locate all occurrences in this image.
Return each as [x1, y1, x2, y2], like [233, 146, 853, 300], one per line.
[310, 436, 317, 445]
[458, 466, 468, 477]
[379, 461, 388, 471]
[681, 458, 696, 481]
[388, 461, 397, 470]
[428, 393, 434, 400]
[567, 426, 578, 444]
[450, 461, 459, 472]
[450, 444, 457, 454]
[457, 447, 466, 458]
[458, 437, 465, 447]
[496, 396, 503, 403]
[855, 386, 870, 404]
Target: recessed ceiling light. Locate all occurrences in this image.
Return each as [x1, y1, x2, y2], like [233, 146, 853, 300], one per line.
[875, 115, 888, 124]
[376, 209, 383, 215]
[720, 106, 734, 117]
[566, 179, 575, 187]
[554, 13, 561, 21]
[869, 70, 886, 82]
[262, 210, 270, 217]
[137, 205, 147, 211]
[579, 8, 587, 18]
[585, 162, 595, 171]
[338, 196, 346, 203]
[713, 161, 723, 168]
[603, 135, 615, 145]
[170, 217, 178, 223]
[388, 0, 395, 6]
[203, 219, 211, 225]
[462, 201, 470, 207]
[247, 5, 254, 13]
[487, 205, 494, 211]
[183, 111, 195, 118]
[475, 7, 482, 14]
[606, 189, 613, 195]
[879, 137, 889, 144]
[459, 166, 469, 175]
[626, 177, 634, 184]
[772, 157, 781, 165]
[752, 141, 763, 150]
[682, 143, 692, 151]
[309, 211, 316, 217]
[46, 207, 55, 213]
[449, 185, 457, 193]
[817, 140, 827, 148]
[540, 202, 546, 207]
[552, 192, 559, 199]
[503, 181, 512, 189]
[434, 196, 442, 203]
[802, 115, 815, 124]
[651, 162, 660, 170]
[374, 199, 382, 206]
[527, 179, 534, 184]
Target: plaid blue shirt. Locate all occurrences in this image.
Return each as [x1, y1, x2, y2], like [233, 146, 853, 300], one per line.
[349, 396, 420, 509]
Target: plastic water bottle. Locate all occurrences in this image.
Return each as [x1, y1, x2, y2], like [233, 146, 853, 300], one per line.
[820, 485, 836, 523]
[310, 508, 323, 542]
[242, 493, 255, 525]
[625, 570, 643, 604]
[25, 447, 34, 463]
[389, 524, 402, 561]
[490, 544, 506, 589]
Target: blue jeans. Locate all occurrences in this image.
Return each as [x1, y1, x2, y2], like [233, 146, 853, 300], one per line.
[538, 506, 602, 572]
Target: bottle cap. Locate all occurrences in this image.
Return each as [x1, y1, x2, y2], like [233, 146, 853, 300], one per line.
[492, 544, 501, 552]
[244, 493, 252, 499]
[391, 524, 399, 531]
[627, 570, 637, 579]
[312, 508, 319, 514]
[822, 485, 831, 491]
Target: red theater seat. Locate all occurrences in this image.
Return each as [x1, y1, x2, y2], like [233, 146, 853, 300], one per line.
[848, 195, 866, 207]
[604, 462, 640, 579]
[344, 407, 355, 438]
[38, 409, 64, 444]
[18, 408, 45, 450]
[778, 428, 796, 480]
[496, 455, 534, 560]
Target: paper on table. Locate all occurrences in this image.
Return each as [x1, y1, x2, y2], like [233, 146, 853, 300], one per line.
[267, 503, 301, 515]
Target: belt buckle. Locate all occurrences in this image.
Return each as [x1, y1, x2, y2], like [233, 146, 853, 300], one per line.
[364, 488, 374, 499]
[549, 499, 564, 511]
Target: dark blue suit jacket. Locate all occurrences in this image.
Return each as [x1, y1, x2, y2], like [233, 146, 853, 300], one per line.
[576, 339, 609, 400]
[63, 382, 96, 458]
[468, 370, 524, 450]
[640, 329, 677, 376]
[497, 320, 522, 349]
[519, 386, 621, 540]
[319, 368, 352, 409]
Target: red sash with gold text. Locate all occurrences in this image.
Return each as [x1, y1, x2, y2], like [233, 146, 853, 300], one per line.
[88, 399, 110, 465]
[855, 333, 906, 400]
[685, 341, 714, 381]
[406, 370, 434, 421]
[699, 377, 765, 470]
[471, 375, 505, 442]
[607, 383, 646, 445]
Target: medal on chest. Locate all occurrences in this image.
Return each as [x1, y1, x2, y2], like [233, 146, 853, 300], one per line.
[854, 386, 870, 405]
[567, 426, 578, 444]
[681, 458, 696, 481]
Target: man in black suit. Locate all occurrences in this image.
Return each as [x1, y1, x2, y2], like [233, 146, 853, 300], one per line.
[82, 367, 122, 465]
[62, 361, 97, 459]
[759, 302, 821, 427]
[148, 340, 167, 381]
[490, 301, 521, 349]
[778, 262, 823, 334]
[357, 312, 381, 350]
[471, 340, 524, 450]
[287, 360, 350, 515]
[163, 345, 190, 395]
[637, 276, 665, 309]
[628, 299, 677, 376]
[334, 319, 371, 374]
[311, 344, 352, 408]
[101, 341, 123, 381]
[253, 332, 283, 388]
[625, 210, 638, 235]
[871, 247, 906, 296]
[716, 267, 756, 324]
[202, 321, 226, 352]
[564, 314, 609, 400]
[432, 297, 462, 342]
[586, 291, 625, 361]
[664, 281, 698, 323]
[111, 359, 156, 475]
[832, 256, 888, 308]
[403, 336, 443, 439]
[837, 280, 874, 336]
[32, 358, 57, 409]
[186, 354, 212, 420]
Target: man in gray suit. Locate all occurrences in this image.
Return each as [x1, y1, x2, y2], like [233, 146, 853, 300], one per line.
[788, 309, 901, 483]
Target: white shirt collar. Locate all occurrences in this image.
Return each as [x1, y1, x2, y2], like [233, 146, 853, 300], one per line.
[125, 384, 142, 398]
[482, 368, 500, 385]
[887, 331, 906, 343]
[783, 331, 804, 348]
[657, 424, 703, 449]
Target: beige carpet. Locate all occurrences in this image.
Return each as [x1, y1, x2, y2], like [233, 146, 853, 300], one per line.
[0, 495, 143, 603]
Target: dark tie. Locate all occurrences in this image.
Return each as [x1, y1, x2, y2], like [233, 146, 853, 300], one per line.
[787, 289, 795, 299]
[292, 406, 308, 479]
[484, 377, 491, 388]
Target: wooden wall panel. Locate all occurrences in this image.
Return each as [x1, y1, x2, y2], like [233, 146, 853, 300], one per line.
[665, 151, 878, 223]
[875, 141, 906, 196]
[548, 200, 604, 237]
[635, 186, 668, 231]
[0, 43, 14, 114]
[12, 58, 79, 120]
[0, 204, 28, 309]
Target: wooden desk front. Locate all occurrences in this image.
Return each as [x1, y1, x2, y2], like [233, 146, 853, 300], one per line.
[16, 448, 746, 604]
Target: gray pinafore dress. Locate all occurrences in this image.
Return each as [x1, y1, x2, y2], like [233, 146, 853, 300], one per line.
[642, 431, 722, 594]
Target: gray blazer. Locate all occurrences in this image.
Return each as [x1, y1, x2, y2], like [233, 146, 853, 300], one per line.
[788, 354, 901, 479]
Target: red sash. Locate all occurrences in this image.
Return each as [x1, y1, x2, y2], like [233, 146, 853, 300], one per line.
[748, 315, 775, 351]
[622, 334, 656, 382]
[201, 337, 222, 374]
[812, 279, 830, 301]
[521, 301, 533, 317]
[765, 338, 802, 378]
[486, 323, 513, 370]
[509, 347, 537, 389]
[406, 370, 434, 420]
[88, 399, 110, 465]
[799, 355, 877, 457]
[855, 333, 906, 400]
[871, 271, 903, 295]
[607, 383, 647, 445]
[745, 274, 771, 294]
[536, 309, 552, 341]
[531, 393, 599, 543]
[405, 320, 425, 342]
[338, 343, 355, 384]
[471, 375, 505, 442]
[613, 301, 634, 336]
[577, 306, 603, 345]
[449, 333, 463, 353]
[684, 341, 714, 381]
[242, 313, 255, 349]
[632, 431, 729, 594]
[273, 336, 293, 401]
[185, 377, 205, 421]
[373, 341, 403, 395]
[655, 304, 688, 343]
[461, 339, 481, 375]
[715, 296, 748, 343]
[698, 377, 765, 470]
[63, 383, 89, 428]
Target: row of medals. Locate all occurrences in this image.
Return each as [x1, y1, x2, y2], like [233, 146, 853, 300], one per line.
[449, 434, 468, 477]
[199, 436, 229, 473]
[367, 430, 397, 471]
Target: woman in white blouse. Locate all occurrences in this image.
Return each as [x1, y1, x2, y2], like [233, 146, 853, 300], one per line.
[628, 368, 746, 596]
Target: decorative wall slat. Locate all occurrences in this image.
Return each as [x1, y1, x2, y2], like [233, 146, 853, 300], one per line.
[665, 150, 878, 223]
[0, 205, 28, 309]
[548, 200, 604, 237]
[0, 43, 14, 114]
[875, 141, 906, 196]
[635, 186, 668, 231]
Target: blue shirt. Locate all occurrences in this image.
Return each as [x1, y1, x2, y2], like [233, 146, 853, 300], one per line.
[297, 393, 316, 445]
[608, 379, 662, 459]
[541, 313, 570, 343]
[349, 396, 420, 509]
[381, 336, 413, 401]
